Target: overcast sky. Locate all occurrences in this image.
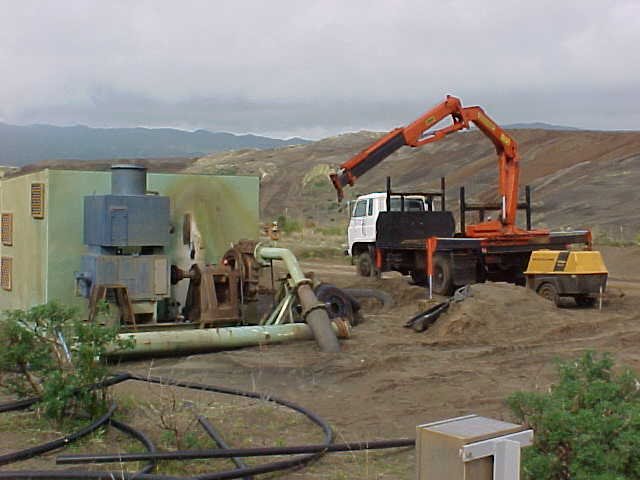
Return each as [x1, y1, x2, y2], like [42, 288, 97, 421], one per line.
[0, 0, 638, 138]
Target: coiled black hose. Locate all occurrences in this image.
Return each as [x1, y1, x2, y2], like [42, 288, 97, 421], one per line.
[0, 372, 413, 480]
[58, 438, 415, 463]
[0, 404, 116, 467]
[127, 373, 335, 480]
[197, 416, 251, 480]
[0, 373, 334, 480]
[109, 418, 157, 475]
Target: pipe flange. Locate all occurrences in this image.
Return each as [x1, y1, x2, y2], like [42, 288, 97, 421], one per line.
[301, 302, 327, 320]
[331, 318, 351, 339]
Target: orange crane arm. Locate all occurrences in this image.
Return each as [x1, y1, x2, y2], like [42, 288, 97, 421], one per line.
[329, 95, 521, 234]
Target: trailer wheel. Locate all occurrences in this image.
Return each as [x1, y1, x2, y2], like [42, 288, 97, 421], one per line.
[537, 282, 560, 306]
[433, 255, 453, 296]
[575, 295, 596, 308]
[356, 252, 374, 277]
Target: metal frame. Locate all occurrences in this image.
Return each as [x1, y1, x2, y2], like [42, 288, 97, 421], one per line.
[459, 185, 532, 234]
[386, 176, 446, 212]
[461, 429, 534, 480]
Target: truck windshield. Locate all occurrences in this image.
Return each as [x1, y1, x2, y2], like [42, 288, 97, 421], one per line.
[389, 198, 425, 212]
[352, 199, 367, 217]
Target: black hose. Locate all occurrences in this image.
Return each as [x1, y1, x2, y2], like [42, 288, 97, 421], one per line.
[341, 288, 394, 308]
[0, 472, 177, 480]
[197, 416, 251, 480]
[0, 373, 131, 415]
[0, 404, 116, 467]
[126, 374, 334, 480]
[0, 372, 413, 480]
[0, 397, 39, 414]
[57, 438, 415, 463]
[109, 418, 157, 475]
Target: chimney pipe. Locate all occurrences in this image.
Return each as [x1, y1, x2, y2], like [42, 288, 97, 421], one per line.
[111, 165, 147, 196]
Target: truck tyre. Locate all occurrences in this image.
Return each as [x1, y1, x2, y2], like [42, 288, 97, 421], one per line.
[357, 252, 374, 277]
[433, 255, 453, 296]
[537, 282, 560, 306]
[575, 295, 596, 308]
[410, 270, 427, 286]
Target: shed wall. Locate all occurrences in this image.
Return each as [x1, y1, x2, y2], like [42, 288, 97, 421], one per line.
[1, 169, 259, 313]
[0, 171, 49, 310]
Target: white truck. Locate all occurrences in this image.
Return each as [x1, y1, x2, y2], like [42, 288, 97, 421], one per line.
[347, 190, 431, 278]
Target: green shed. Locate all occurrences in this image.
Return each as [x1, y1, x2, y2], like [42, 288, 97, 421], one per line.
[0, 169, 259, 313]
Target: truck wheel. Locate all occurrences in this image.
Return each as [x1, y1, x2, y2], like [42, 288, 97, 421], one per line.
[432, 255, 453, 296]
[537, 282, 560, 306]
[357, 252, 374, 277]
[411, 270, 427, 286]
[575, 295, 596, 308]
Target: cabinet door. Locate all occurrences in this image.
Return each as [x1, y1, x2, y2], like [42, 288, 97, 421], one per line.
[110, 207, 128, 244]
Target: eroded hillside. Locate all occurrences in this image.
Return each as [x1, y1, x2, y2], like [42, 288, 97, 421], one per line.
[188, 129, 640, 242]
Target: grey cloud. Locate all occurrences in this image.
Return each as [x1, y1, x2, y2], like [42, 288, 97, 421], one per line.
[0, 0, 638, 138]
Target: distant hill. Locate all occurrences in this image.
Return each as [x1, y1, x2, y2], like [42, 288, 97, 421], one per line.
[0, 165, 18, 177]
[504, 122, 582, 131]
[189, 129, 640, 243]
[0, 123, 310, 165]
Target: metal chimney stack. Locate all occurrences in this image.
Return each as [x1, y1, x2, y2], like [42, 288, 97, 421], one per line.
[111, 165, 147, 196]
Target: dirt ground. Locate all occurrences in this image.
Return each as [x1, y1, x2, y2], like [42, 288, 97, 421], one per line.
[130, 245, 640, 477]
[2, 244, 640, 479]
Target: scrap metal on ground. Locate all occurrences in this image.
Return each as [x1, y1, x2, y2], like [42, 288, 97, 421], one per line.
[405, 285, 472, 332]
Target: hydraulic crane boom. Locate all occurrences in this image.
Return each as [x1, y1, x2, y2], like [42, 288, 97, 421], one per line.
[329, 95, 540, 238]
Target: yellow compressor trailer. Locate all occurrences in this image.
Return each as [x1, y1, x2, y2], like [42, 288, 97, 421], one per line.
[524, 250, 608, 307]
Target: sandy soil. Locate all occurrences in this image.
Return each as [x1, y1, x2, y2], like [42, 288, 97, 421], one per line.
[2, 245, 639, 478]
[122, 245, 640, 477]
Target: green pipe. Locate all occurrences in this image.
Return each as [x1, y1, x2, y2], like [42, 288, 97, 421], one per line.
[106, 323, 348, 358]
[255, 245, 341, 353]
[254, 246, 308, 285]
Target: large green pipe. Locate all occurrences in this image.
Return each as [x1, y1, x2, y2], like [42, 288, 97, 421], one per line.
[254, 246, 308, 284]
[106, 323, 348, 357]
[255, 246, 341, 353]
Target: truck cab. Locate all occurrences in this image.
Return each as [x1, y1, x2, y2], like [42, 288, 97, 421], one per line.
[347, 192, 428, 275]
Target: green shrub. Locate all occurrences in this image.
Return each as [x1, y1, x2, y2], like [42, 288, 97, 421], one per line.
[276, 215, 302, 234]
[0, 302, 132, 420]
[508, 352, 640, 480]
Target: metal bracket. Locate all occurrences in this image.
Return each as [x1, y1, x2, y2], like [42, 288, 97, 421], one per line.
[460, 429, 533, 480]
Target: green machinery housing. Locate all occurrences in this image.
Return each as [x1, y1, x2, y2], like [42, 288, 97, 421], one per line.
[0, 167, 259, 315]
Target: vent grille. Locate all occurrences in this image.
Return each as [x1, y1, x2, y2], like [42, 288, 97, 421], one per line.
[31, 183, 45, 219]
[0, 257, 11, 291]
[1, 213, 12, 246]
